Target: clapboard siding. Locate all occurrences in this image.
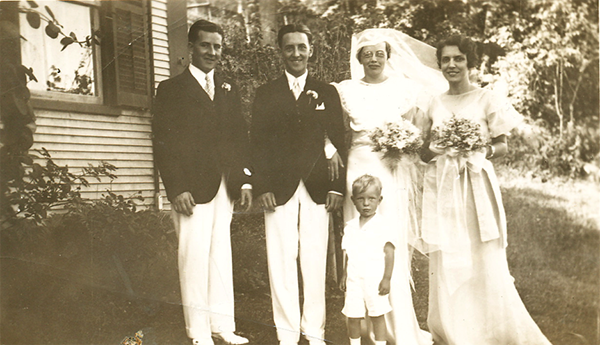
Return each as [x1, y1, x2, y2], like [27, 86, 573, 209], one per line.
[37, 126, 149, 139]
[31, 142, 152, 153]
[151, 0, 167, 11]
[35, 134, 151, 147]
[152, 31, 169, 42]
[78, 190, 155, 203]
[35, 111, 152, 124]
[152, 0, 171, 92]
[151, 0, 172, 209]
[24, 0, 183, 211]
[31, 107, 155, 208]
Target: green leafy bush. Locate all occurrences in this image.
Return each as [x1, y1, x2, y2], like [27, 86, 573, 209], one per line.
[502, 121, 600, 180]
[0, 148, 140, 226]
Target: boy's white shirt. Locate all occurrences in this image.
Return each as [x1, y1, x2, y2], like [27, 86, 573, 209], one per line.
[342, 213, 396, 277]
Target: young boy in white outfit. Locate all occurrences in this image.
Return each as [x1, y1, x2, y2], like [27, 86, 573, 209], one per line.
[340, 174, 395, 345]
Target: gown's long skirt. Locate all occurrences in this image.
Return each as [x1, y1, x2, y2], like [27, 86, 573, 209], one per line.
[426, 168, 552, 345]
[344, 144, 432, 345]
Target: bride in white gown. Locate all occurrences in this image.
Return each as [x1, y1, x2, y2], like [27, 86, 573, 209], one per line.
[330, 29, 446, 345]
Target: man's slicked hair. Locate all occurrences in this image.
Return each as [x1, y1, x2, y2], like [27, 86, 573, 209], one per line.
[277, 23, 312, 48]
[188, 19, 224, 43]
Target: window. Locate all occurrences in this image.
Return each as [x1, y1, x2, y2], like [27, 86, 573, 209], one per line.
[20, 1, 102, 104]
[18, 0, 152, 109]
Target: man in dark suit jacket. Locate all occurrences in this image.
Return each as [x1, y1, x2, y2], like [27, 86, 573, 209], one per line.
[152, 20, 250, 345]
[250, 24, 347, 345]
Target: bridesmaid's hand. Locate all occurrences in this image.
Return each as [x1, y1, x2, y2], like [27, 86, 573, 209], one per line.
[428, 142, 446, 155]
[420, 142, 441, 163]
[379, 277, 391, 295]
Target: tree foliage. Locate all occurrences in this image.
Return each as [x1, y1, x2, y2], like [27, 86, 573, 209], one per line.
[0, 1, 120, 225]
[205, 0, 598, 178]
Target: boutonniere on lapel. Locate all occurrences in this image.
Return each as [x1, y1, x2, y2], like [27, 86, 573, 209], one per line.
[221, 82, 231, 92]
[306, 90, 325, 110]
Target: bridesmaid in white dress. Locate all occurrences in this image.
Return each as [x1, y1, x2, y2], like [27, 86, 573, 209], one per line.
[331, 29, 439, 345]
[419, 35, 552, 345]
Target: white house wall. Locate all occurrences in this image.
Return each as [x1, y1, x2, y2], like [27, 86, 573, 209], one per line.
[30, 0, 173, 210]
[31, 109, 156, 208]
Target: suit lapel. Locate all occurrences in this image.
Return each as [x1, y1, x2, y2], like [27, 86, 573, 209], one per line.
[180, 68, 212, 104]
[213, 74, 223, 101]
[276, 74, 296, 104]
[304, 75, 316, 96]
[213, 74, 229, 117]
[298, 75, 316, 106]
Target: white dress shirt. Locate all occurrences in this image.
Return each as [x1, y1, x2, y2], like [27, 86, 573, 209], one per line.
[285, 70, 308, 99]
[189, 64, 215, 98]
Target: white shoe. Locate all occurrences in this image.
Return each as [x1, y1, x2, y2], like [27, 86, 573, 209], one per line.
[192, 338, 215, 345]
[279, 342, 298, 345]
[212, 332, 249, 345]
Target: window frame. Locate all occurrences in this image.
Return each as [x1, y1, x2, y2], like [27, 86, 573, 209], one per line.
[18, 0, 153, 112]
[21, 0, 105, 106]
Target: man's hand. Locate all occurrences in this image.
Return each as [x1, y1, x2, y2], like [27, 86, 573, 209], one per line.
[328, 152, 345, 181]
[240, 189, 252, 212]
[173, 191, 195, 216]
[379, 277, 391, 295]
[325, 193, 343, 212]
[258, 192, 277, 212]
[339, 273, 347, 292]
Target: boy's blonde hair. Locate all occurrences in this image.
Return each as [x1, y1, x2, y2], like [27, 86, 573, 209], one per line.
[351, 174, 382, 196]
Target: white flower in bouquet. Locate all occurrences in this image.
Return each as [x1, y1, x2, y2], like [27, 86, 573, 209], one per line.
[369, 119, 423, 164]
[431, 115, 486, 155]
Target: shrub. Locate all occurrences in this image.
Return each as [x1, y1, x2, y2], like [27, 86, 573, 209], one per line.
[501, 121, 600, 180]
[0, 148, 141, 227]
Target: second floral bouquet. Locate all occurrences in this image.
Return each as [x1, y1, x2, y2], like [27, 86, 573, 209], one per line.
[430, 115, 486, 155]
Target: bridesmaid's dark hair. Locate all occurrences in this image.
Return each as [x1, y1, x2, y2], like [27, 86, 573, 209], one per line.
[436, 35, 479, 69]
[356, 42, 392, 62]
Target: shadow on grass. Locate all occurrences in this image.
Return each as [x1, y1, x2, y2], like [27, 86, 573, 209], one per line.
[502, 186, 599, 345]
[0, 186, 596, 345]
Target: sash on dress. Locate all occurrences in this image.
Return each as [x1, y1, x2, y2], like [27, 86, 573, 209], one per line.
[422, 151, 504, 294]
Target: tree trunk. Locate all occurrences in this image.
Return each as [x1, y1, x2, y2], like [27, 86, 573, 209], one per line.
[258, 0, 277, 46]
[568, 58, 593, 125]
[554, 63, 564, 139]
[341, 0, 358, 14]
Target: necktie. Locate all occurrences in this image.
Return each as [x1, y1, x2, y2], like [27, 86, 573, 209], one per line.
[292, 79, 302, 100]
[205, 73, 214, 100]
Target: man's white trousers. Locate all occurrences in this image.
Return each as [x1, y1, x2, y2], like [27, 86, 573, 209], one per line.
[264, 181, 329, 343]
[172, 179, 236, 341]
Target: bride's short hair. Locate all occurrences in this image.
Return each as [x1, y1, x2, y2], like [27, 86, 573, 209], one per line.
[356, 42, 391, 62]
[352, 174, 383, 196]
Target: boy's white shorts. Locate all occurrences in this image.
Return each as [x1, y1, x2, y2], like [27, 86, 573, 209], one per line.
[342, 275, 392, 318]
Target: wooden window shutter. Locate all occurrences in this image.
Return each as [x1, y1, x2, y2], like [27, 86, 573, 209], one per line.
[102, 0, 152, 108]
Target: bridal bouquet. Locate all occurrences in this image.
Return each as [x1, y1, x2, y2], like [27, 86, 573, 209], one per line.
[369, 119, 423, 166]
[430, 115, 486, 155]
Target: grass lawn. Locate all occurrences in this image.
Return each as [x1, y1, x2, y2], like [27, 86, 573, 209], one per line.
[0, 170, 598, 345]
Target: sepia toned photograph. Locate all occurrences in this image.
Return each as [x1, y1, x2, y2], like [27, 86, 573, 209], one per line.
[0, 0, 598, 344]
